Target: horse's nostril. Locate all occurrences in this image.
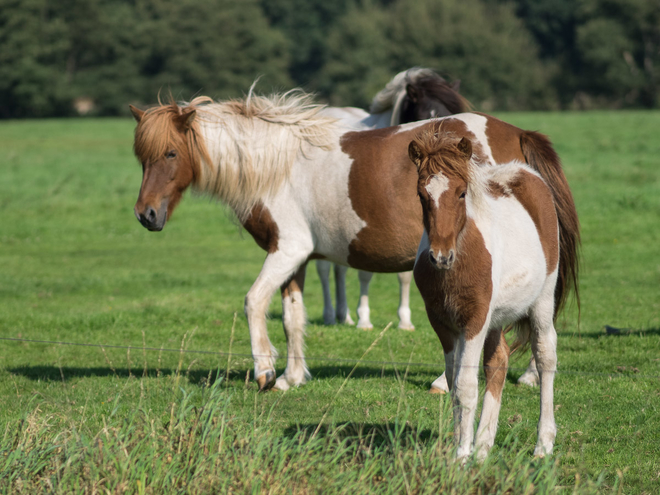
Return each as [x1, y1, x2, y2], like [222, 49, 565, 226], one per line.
[146, 207, 157, 223]
[448, 250, 455, 263]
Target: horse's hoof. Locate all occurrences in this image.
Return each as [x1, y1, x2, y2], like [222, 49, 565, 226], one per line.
[341, 315, 355, 326]
[429, 387, 447, 395]
[517, 372, 539, 387]
[398, 323, 415, 331]
[257, 371, 276, 392]
[357, 322, 373, 330]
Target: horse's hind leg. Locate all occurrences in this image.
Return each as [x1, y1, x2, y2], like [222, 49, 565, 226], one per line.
[356, 271, 374, 329]
[397, 271, 415, 330]
[517, 356, 539, 387]
[245, 251, 310, 391]
[475, 329, 509, 461]
[315, 260, 336, 325]
[276, 264, 311, 391]
[530, 279, 558, 456]
[334, 264, 355, 325]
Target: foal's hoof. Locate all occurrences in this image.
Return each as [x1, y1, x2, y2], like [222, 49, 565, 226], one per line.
[429, 386, 447, 395]
[398, 323, 415, 331]
[257, 371, 276, 392]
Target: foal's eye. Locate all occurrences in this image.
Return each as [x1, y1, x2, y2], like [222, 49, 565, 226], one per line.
[459, 191, 466, 199]
[166, 150, 177, 159]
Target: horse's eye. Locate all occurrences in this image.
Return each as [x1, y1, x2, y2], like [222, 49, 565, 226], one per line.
[459, 191, 466, 199]
[166, 150, 177, 159]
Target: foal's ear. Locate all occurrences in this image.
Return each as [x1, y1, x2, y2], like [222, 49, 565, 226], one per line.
[457, 137, 472, 158]
[406, 84, 419, 103]
[408, 141, 424, 169]
[129, 105, 145, 123]
[175, 107, 197, 131]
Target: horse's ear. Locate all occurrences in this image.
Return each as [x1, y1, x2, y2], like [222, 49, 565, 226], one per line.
[129, 105, 145, 123]
[408, 141, 424, 169]
[175, 107, 197, 131]
[451, 79, 461, 92]
[457, 137, 472, 158]
[406, 84, 419, 103]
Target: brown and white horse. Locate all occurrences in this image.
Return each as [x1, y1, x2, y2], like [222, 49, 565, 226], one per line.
[409, 126, 565, 460]
[317, 67, 469, 331]
[130, 90, 579, 393]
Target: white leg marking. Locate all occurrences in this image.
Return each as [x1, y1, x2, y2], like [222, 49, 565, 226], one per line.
[474, 389, 503, 461]
[334, 264, 354, 325]
[356, 270, 374, 329]
[275, 286, 310, 391]
[397, 271, 415, 330]
[430, 371, 450, 394]
[517, 356, 539, 387]
[315, 260, 336, 325]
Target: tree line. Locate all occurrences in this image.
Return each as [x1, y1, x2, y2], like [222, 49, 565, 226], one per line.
[0, 0, 658, 118]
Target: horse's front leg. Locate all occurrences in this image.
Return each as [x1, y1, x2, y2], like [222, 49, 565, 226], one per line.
[276, 263, 311, 391]
[474, 328, 509, 461]
[245, 250, 310, 391]
[452, 323, 489, 461]
[397, 271, 415, 330]
[315, 260, 336, 325]
[334, 264, 355, 325]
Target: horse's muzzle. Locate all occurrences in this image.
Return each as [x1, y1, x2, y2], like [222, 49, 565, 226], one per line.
[135, 200, 168, 231]
[429, 249, 455, 270]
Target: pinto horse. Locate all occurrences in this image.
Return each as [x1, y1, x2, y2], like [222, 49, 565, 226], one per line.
[316, 67, 468, 331]
[130, 90, 579, 393]
[409, 127, 564, 460]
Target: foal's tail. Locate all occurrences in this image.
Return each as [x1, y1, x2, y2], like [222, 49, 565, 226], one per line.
[520, 131, 580, 319]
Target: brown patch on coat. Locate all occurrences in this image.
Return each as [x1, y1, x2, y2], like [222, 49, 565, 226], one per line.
[475, 112, 526, 164]
[483, 330, 509, 398]
[507, 170, 560, 275]
[241, 203, 279, 254]
[413, 219, 493, 343]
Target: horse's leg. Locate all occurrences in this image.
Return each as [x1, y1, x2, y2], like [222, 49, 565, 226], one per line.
[356, 271, 374, 329]
[430, 371, 449, 394]
[427, 311, 452, 394]
[474, 329, 509, 461]
[397, 271, 415, 330]
[276, 264, 310, 391]
[452, 322, 489, 461]
[517, 356, 539, 387]
[334, 264, 355, 325]
[530, 281, 558, 457]
[245, 251, 309, 391]
[315, 260, 336, 325]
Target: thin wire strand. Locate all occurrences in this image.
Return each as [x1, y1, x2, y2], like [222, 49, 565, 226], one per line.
[1, 336, 659, 380]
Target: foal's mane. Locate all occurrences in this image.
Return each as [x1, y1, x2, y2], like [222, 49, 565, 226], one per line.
[369, 68, 470, 124]
[412, 124, 473, 185]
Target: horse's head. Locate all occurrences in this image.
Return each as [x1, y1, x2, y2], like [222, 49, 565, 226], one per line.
[409, 132, 473, 270]
[130, 102, 201, 231]
[399, 77, 466, 123]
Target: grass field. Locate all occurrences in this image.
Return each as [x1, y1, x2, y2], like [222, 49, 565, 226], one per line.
[0, 111, 659, 493]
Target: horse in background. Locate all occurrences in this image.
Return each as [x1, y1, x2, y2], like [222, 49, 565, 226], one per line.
[316, 67, 469, 331]
[409, 127, 565, 460]
[129, 88, 579, 393]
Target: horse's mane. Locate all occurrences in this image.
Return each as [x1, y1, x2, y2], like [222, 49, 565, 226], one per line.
[412, 123, 473, 185]
[369, 68, 470, 124]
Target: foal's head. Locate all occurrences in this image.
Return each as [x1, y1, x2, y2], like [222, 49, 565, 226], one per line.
[399, 76, 467, 123]
[409, 129, 473, 270]
[130, 100, 208, 231]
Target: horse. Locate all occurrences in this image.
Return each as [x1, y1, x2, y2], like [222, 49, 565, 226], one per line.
[129, 89, 579, 393]
[315, 68, 468, 332]
[409, 126, 565, 460]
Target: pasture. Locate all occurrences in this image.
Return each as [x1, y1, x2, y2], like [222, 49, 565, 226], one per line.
[0, 111, 658, 493]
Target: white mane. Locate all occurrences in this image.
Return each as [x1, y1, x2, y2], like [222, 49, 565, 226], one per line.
[369, 67, 440, 125]
[190, 90, 338, 221]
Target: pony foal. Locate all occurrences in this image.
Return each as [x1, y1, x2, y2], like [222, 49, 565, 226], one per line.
[410, 127, 562, 460]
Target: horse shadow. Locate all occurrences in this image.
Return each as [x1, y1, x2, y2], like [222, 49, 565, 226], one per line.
[280, 421, 439, 446]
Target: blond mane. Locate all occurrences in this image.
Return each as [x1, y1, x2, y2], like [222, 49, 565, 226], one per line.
[134, 88, 338, 222]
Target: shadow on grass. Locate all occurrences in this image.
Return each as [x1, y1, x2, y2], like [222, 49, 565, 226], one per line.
[281, 421, 440, 446]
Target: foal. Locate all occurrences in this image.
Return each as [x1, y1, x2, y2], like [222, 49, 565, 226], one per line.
[410, 128, 560, 459]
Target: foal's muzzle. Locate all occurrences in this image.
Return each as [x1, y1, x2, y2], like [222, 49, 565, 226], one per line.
[135, 200, 168, 231]
[429, 249, 455, 270]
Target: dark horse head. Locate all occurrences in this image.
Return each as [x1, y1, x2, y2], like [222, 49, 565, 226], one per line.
[399, 72, 470, 124]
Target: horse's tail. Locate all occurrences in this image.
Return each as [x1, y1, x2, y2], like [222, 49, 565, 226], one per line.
[520, 131, 580, 319]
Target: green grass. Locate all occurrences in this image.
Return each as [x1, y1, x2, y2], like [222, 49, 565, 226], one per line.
[0, 112, 659, 493]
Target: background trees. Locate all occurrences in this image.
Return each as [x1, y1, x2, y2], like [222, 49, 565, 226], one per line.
[0, 0, 658, 117]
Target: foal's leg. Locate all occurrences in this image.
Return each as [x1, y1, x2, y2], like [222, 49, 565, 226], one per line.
[517, 356, 539, 387]
[315, 260, 336, 325]
[397, 271, 415, 330]
[245, 251, 310, 391]
[530, 281, 558, 457]
[356, 271, 374, 329]
[276, 264, 311, 391]
[334, 264, 355, 325]
[475, 329, 509, 461]
[452, 323, 489, 460]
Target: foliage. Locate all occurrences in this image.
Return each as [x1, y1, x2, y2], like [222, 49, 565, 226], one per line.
[0, 113, 659, 491]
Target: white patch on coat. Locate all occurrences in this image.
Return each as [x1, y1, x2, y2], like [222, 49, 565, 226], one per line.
[425, 174, 450, 207]
[453, 113, 495, 165]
